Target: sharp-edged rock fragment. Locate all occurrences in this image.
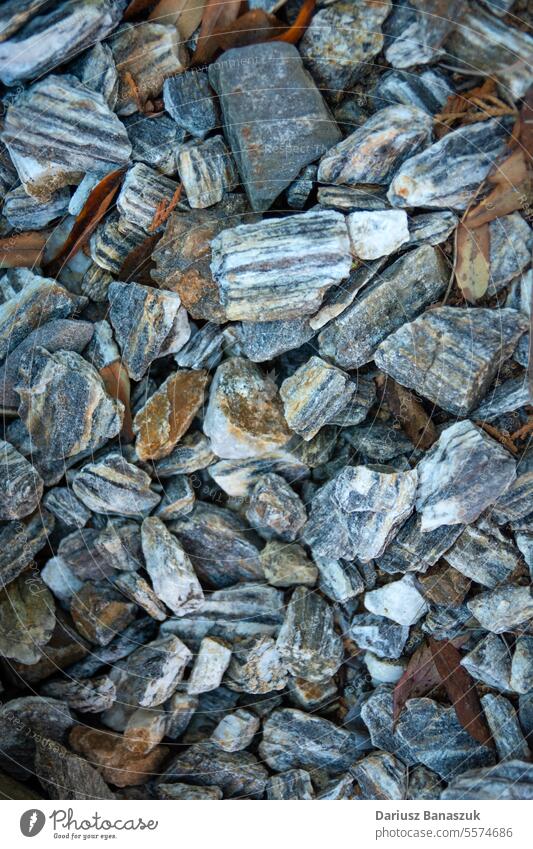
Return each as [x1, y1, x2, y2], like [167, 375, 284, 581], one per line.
[73, 454, 160, 516]
[385, 0, 462, 68]
[318, 105, 432, 187]
[472, 376, 531, 423]
[211, 209, 352, 321]
[225, 636, 288, 694]
[163, 69, 219, 139]
[114, 571, 167, 621]
[442, 760, 533, 800]
[280, 355, 355, 440]
[267, 769, 314, 800]
[161, 740, 268, 798]
[375, 307, 528, 416]
[203, 357, 290, 459]
[110, 22, 187, 116]
[155, 475, 195, 520]
[70, 725, 169, 788]
[245, 473, 307, 542]
[2, 74, 131, 200]
[154, 431, 215, 477]
[304, 465, 418, 562]
[461, 633, 513, 693]
[351, 751, 407, 800]
[108, 281, 189, 381]
[141, 516, 204, 616]
[467, 586, 533, 634]
[364, 574, 428, 626]
[511, 637, 533, 695]
[93, 520, 143, 574]
[0, 697, 74, 780]
[299, 0, 391, 95]
[211, 709, 259, 752]
[123, 113, 185, 175]
[71, 581, 137, 646]
[178, 136, 237, 209]
[360, 686, 416, 765]
[187, 638, 232, 695]
[276, 587, 343, 682]
[260, 709, 366, 773]
[123, 707, 169, 755]
[40, 676, 115, 713]
[315, 557, 365, 603]
[0, 575, 55, 664]
[170, 503, 263, 588]
[318, 245, 448, 369]
[133, 369, 208, 461]
[0, 439, 42, 520]
[481, 694, 531, 761]
[388, 118, 512, 210]
[444, 519, 520, 588]
[349, 614, 409, 660]
[415, 421, 517, 531]
[492, 447, 533, 525]
[36, 739, 115, 800]
[209, 42, 341, 211]
[373, 68, 453, 114]
[175, 322, 225, 370]
[157, 783, 222, 800]
[70, 40, 118, 108]
[90, 212, 146, 274]
[3, 184, 70, 230]
[117, 163, 181, 232]
[260, 541, 317, 588]
[377, 513, 463, 575]
[407, 210, 458, 246]
[16, 348, 123, 460]
[347, 209, 409, 259]
[208, 449, 308, 497]
[109, 634, 192, 708]
[236, 317, 315, 363]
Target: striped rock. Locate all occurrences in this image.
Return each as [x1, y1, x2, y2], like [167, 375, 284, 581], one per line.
[0, 439, 43, 520]
[110, 22, 188, 116]
[210, 209, 352, 321]
[3, 185, 70, 230]
[280, 355, 355, 440]
[72, 454, 161, 517]
[70, 41, 119, 109]
[2, 74, 131, 200]
[177, 136, 238, 209]
[0, 0, 124, 86]
[90, 212, 146, 274]
[117, 163, 182, 232]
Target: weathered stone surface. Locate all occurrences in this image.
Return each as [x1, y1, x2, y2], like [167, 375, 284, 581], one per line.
[71, 40, 118, 108]
[187, 637, 232, 695]
[260, 541, 317, 588]
[133, 369, 208, 461]
[373, 68, 453, 114]
[211, 709, 260, 753]
[467, 586, 533, 634]
[492, 447, 533, 525]
[90, 213, 147, 274]
[395, 698, 495, 780]
[178, 136, 237, 209]
[484, 694, 531, 762]
[211, 210, 352, 321]
[388, 118, 513, 210]
[123, 707, 169, 755]
[318, 105, 432, 187]
[352, 751, 407, 800]
[348, 209, 409, 259]
[3, 184, 70, 230]
[236, 318, 315, 362]
[175, 322, 225, 370]
[0, 697, 75, 780]
[16, 347, 123, 461]
[407, 210, 458, 247]
[40, 676, 116, 713]
[415, 421, 517, 531]
[377, 513, 463, 575]
[2, 74, 131, 200]
[376, 307, 528, 416]
[36, 739, 115, 800]
[511, 636, 533, 695]
[267, 769, 314, 800]
[117, 163, 181, 232]
[309, 257, 387, 330]
[155, 475, 195, 520]
[203, 358, 290, 459]
[73, 455, 160, 516]
[154, 431, 215, 477]
[276, 587, 343, 682]
[442, 760, 533, 800]
[170, 503, 263, 588]
[141, 516, 203, 616]
[93, 520, 143, 574]
[157, 782, 222, 799]
[209, 42, 341, 211]
[124, 113, 185, 175]
[461, 633, 513, 693]
[260, 709, 367, 773]
[0, 439, 42, 520]
[385, 0, 462, 68]
[360, 686, 416, 764]
[162, 740, 268, 798]
[110, 22, 187, 116]
[163, 69, 219, 138]
[245, 473, 307, 542]
[109, 634, 192, 708]
[70, 725, 169, 788]
[67, 616, 158, 680]
[444, 519, 520, 588]
[349, 614, 409, 660]
[71, 582, 137, 646]
[300, 0, 391, 95]
[472, 376, 531, 423]
[114, 571, 167, 621]
[0, 575, 55, 664]
[304, 465, 417, 562]
[365, 574, 428, 626]
[318, 245, 448, 369]
[226, 635, 288, 694]
[108, 281, 190, 381]
[280, 356, 355, 440]
[315, 556, 365, 603]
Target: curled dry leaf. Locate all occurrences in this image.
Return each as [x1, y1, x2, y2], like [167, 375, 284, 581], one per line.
[192, 0, 241, 64]
[148, 184, 183, 232]
[428, 637, 493, 748]
[0, 231, 50, 268]
[99, 360, 134, 442]
[455, 220, 490, 304]
[45, 169, 125, 276]
[270, 0, 315, 45]
[149, 0, 207, 40]
[376, 374, 437, 450]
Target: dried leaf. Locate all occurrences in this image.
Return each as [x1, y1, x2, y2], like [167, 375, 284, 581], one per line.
[100, 360, 134, 442]
[192, 0, 241, 63]
[270, 0, 315, 44]
[475, 420, 519, 456]
[211, 9, 284, 52]
[0, 231, 50, 268]
[393, 643, 441, 726]
[455, 220, 490, 302]
[149, 0, 206, 39]
[45, 169, 125, 276]
[124, 0, 158, 19]
[428, 638, 493, 748]
[466, 149, 530, 227]
[376, 374, 437, 450]
[118, 233, 161, 284]
[435, 79, 516, 139]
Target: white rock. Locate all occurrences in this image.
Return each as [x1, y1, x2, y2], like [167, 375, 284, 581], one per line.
[141, 517, 204, 616]
[364, 652, 406, 685]
[364, 575, 429, 626]
[347, 210, 409, 259]
[211, 709, 260, 752]
[187, 636, 232, 695]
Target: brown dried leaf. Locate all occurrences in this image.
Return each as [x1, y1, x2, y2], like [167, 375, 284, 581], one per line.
[211, 9, 285, 52]
[45, 169, 125, 276]
[124, 0, 158, 20]
[118, 233, 161, 284]
[270, 0, 315, 44]
[0, 231, 49, 268]
[466, 149, 530, 228]
[376, 374, 437, 450]
[149, 0, 206, 39]
[148, 184, 183, 232]
[428, 637, 493, 747]
[455, 220, 490, 302]
[435, 79, 516, 139]
[393, 643, 441, 726]
[192, 0, 241, 63]
[100, 361, 134, 442]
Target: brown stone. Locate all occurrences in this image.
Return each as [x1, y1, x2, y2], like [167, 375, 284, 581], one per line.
[418, 562, 471, 606]
[71, 583, 137, 646]
[69, 726, 169, 788]
[133, 369, 209, 461]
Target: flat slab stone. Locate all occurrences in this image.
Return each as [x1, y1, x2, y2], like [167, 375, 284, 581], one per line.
[209, 42, 341, 211]
[467, 586, 533, 634]
[364, 574, 428, 626]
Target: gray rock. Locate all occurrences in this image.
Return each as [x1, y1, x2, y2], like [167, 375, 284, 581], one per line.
[0, 439, 42, 520]
[156, 783, 222, 800]
[211, 209, 351, 321]
[123, 113, 185, 175]
[161, 741, 268, 799]
[42, 488, 91, 532]
[0, 697, 74, 780]
[360, 686, 416, 764]
[481, 694, 531, 761]
[155, 475, 195, 520]
[66, 617, 158, 680]
[492, 448, 533, 524]
[445, 519, 521, 588]
[488, 213, 532, 293]
[388, 118, 513, 210]
[36, 739, 115, 801]
[70, 581, 137, 646]
[211, 709, 260, 752]
[407, 210, 458, 246]
[318, 245, 448, 369]
[3, 184, 70, 230]
[373, 68, 453, 114]
[318, 105, 432, 187]
[109, 634, 192, 708]
[280, 356, 355, 440]
[163, 70, 219, 139]
[225, 635, 287, 694]
[93, 520, 143, 573]
[276, 587, 343, 682]
[175, 322, 225, 370]
[315, 557, 365, 603]
[467, 586, 533, 634]
[187, 637, 232, 695]
[348, 209, 409, 259]
[245, 473, 306, 542]
[317, 185, 389, 212]
[461, 633, 514, 693]
[40, 676, 115, 713]
[511, 637, 533, 694]
[406, 765, 444, 800]
[236, 318, 315, 362]
[70, 41, 118, 109]
[117, 163, 182, 232]
[415, 421, 517, 531]
[154, 432, 215, 477]
[142, 516, 204, 616]
[73, 455, 160, 516]
[208, 450, 308, 497]
[349, 614, 409, 660]
[351, 751, 407, 800]
[0, 575, 55, 664]
[2, 74, 131, 200]
[266, 769, 314, 800]
[113, 572, 167, 622]
[385, 0, 462, 68]
[90, 212, 147, 274]
[472, 375, 531, 422]
[442, 760, 533, 800]
[343, 422, 413, 462]
[377, 513, 463, 575]
[209, 42, 341, 211]
[286, 164, 317, 209]
[178, 135, 237, 209]
[260, 541, 317, 588]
